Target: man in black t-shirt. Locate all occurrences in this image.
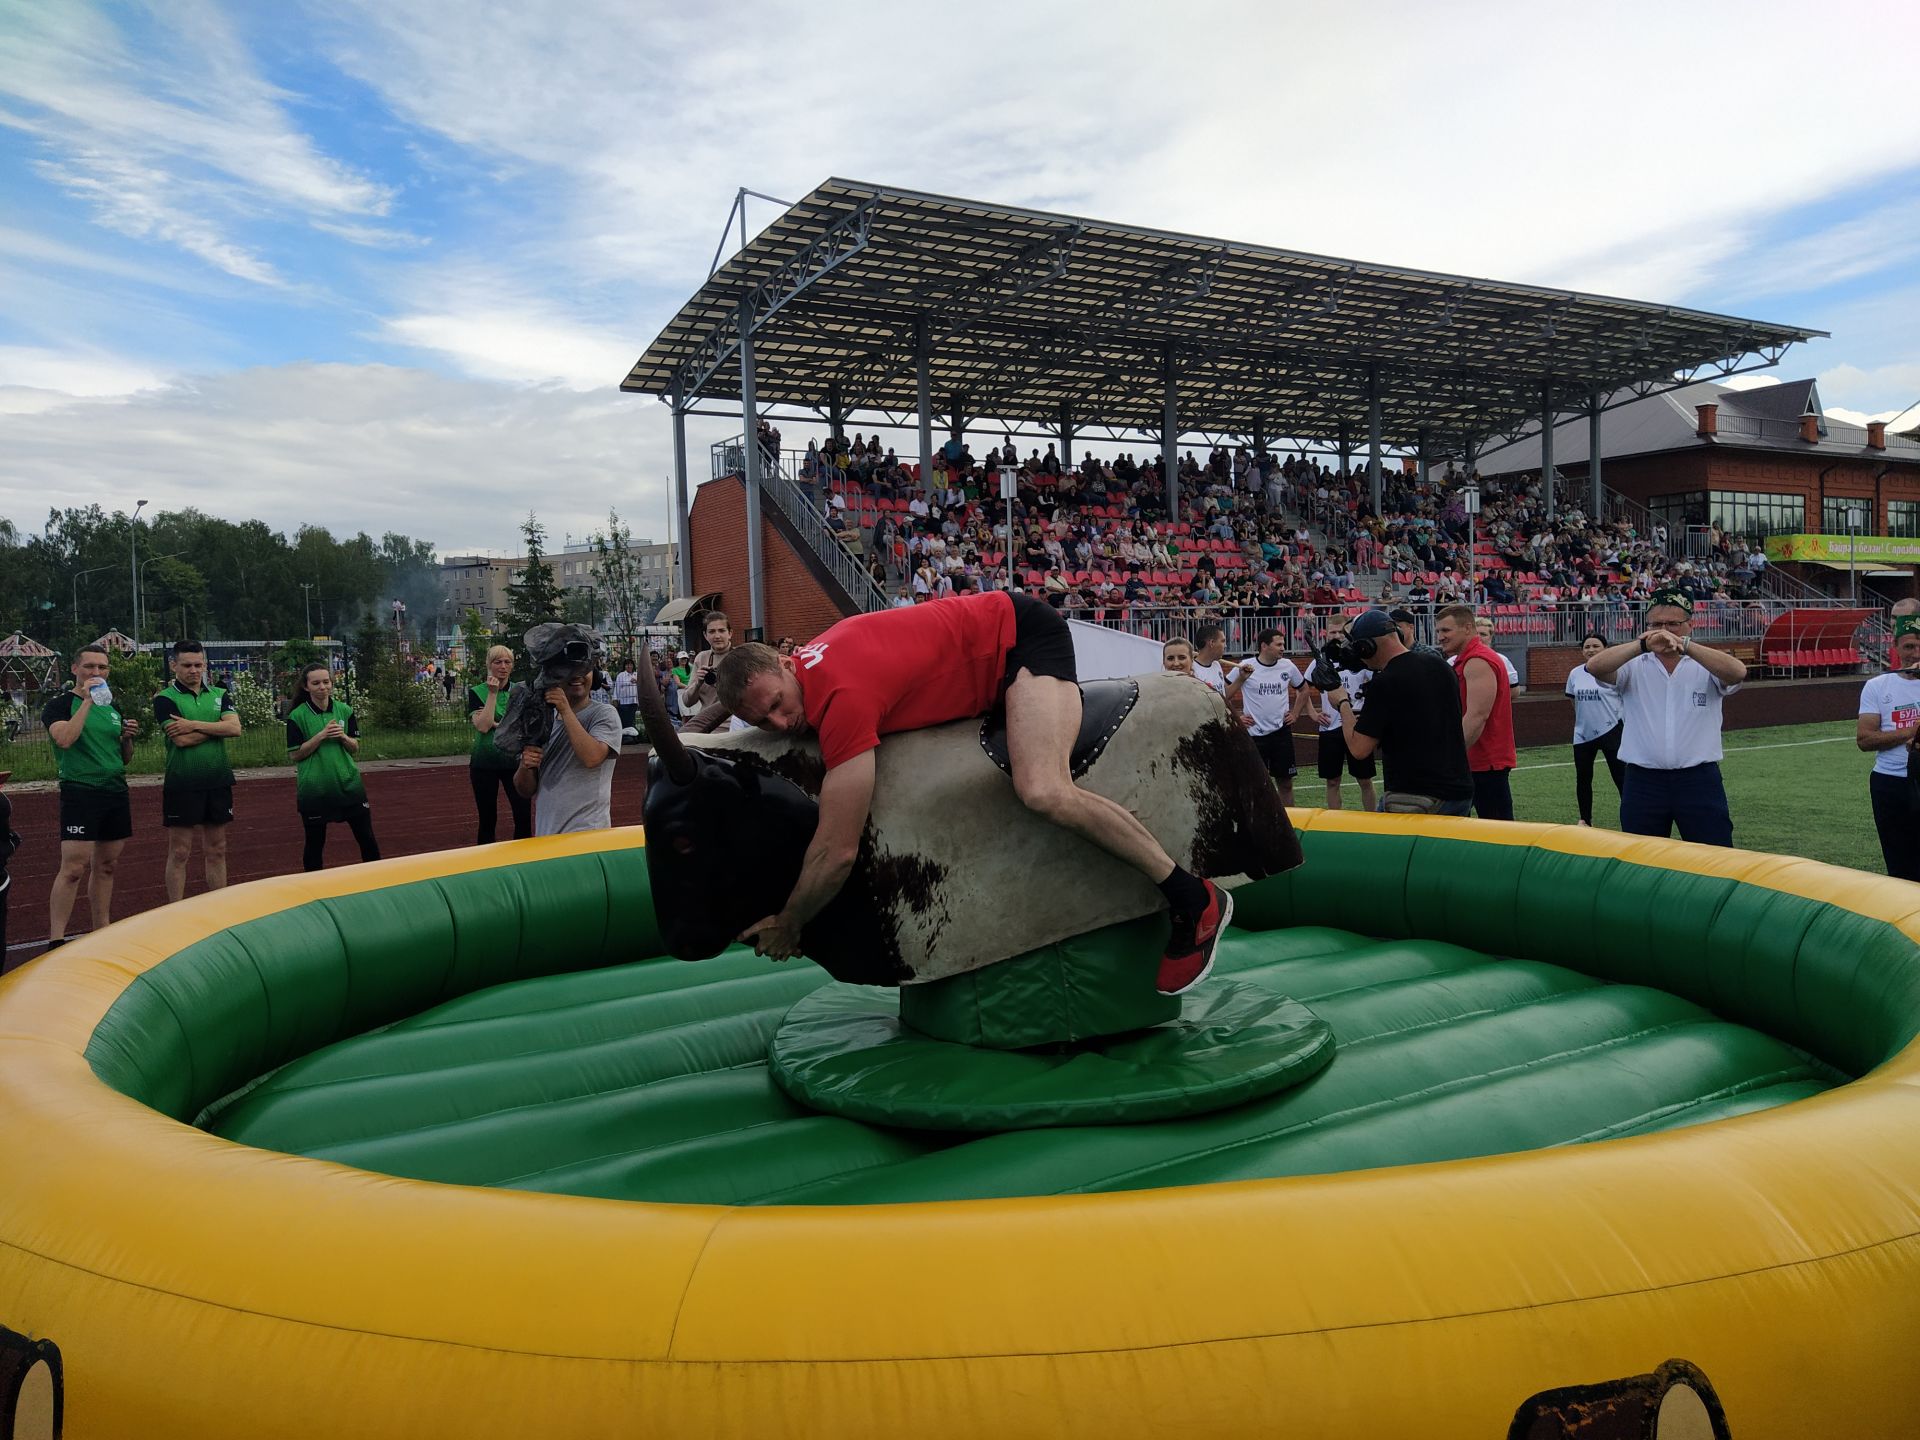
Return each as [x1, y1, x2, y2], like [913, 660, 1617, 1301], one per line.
[1317, 609, 1473, 815]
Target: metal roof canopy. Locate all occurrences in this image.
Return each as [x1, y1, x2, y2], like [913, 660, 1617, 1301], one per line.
[622, 179, 1824, 456]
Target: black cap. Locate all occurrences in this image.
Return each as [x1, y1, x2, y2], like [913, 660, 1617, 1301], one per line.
[1387, 607, 1416, 626]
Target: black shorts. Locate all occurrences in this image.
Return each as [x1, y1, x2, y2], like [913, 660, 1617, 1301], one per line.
[58, 785, 133, 844]
[1252, 731, 1298, 780]
[1317, 728, 1377, 781]
[162, 784, 234, 828]
[1003, 594, 1078, 689]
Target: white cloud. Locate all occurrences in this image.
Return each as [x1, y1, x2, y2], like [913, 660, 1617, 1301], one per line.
[0, 345, 167, 406]
[0, 1, 392, 283]
[0, 363, 693, 552]
[374, 262, 643, 388]
[1817, 361, 1920, 418]
[311, 220, 431, 250]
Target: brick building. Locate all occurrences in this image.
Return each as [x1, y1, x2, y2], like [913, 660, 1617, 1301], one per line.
[1477, 378, 1920, 598]
[683, 474, 855, 645]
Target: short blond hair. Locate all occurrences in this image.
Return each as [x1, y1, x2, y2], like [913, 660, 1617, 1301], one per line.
[485, 644, 513, 665]
[1436, 604, 1476, 629]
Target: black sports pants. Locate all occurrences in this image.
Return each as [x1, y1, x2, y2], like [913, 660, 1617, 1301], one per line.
[301, 809, 382, 871]
[470, 766, 532, 844]
[1573, 723, 1626, 824]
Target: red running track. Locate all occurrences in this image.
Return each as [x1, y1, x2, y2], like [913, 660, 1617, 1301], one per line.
[2, 755, 650, 965]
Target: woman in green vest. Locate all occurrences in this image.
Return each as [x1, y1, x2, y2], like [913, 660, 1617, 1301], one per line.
[286, 662, 381, 871]
[467, 644, 530, 843]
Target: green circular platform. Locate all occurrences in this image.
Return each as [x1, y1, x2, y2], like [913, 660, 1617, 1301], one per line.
[767, 978, 1336, 1131]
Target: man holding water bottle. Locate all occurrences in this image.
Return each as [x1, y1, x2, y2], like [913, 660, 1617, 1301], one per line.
[43, 644, 139, 948]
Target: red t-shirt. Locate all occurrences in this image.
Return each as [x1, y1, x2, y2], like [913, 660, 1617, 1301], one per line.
[794, 592, 1020, 769]
[1455, 636, 1517, 771]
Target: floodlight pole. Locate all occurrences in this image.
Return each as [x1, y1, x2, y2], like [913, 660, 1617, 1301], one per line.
[1366, 362, 1383, 517]
[1463, 481, 1481, 598]
[1541, 383, 1556, 522]
[915, 316, 933, 495]
[670, 378, 692, 598]
[1161, 347, 1179, 519]
[1588, 390, 1605, 519]
[737, 304, 766, 635]
[1000, 467, 1018, 594]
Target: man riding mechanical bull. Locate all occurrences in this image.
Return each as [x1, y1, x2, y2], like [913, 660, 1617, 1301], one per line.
[636, 591, 1301, 994]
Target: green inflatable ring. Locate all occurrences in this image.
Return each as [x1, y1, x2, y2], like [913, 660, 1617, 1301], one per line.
[767, 977, 1336, 1130]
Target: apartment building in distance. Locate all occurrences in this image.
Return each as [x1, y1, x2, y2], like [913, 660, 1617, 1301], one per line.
[439, 540, 679, 628]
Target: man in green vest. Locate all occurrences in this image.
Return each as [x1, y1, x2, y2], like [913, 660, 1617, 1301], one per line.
[44, 644, 139, 947]
[154, 639, 242, 902]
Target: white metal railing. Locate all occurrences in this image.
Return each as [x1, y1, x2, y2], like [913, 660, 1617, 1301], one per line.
[712, 436, 890, 613]
[1064, 598, 1886, 667]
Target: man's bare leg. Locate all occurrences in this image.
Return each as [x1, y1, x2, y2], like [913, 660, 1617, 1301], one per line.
[1002, 671, 1177, 880]
[202, 824, 229, 891]
[1324, 780, 1342, 811]
[48, 841, 92, 940]
[88, 838, 127, 928]
[1358, 776, 1378, 812]
[165, 828, 194, 903]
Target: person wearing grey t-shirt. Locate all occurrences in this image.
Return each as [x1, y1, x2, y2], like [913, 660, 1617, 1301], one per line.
[514, 669, 623, 836]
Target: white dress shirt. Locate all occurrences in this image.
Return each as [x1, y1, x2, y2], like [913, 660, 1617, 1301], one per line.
[1614, 651, 1739, 769]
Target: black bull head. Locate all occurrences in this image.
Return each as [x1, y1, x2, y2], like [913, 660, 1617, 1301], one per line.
[637, 665, 1300, 986]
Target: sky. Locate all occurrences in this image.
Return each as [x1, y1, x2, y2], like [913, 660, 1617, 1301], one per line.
[2, 0, 1918, 556]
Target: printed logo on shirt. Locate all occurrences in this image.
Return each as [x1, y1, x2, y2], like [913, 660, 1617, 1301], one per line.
[1693, 692, 1710, 707]
[1894, 704, 1920, 730]
[794, 642, 829, 670]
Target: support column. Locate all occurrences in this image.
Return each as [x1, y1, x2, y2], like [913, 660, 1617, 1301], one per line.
[1416, 425, 1429, 491]
[1540, 382, 1556, 523]
[949, 394, 965, 445]
[670, 378, 692, 598]
[1253, 423, 1267, 460]
[1336, 420, 1351, 483]
[827, 383, 847, 449]
[1058, 402, 1075, 469]
[1161, 348, 1179, 518]
[915, 316, 933, 494]
[1588, 390, 1604, 518]
[1366, 362, 1384, 516]
[738, 306, 766, 636]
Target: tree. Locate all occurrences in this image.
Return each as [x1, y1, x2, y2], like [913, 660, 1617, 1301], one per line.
[588, 509, 650, 662]
[458, 607, 492, 682]
[495, 512, 562, 671]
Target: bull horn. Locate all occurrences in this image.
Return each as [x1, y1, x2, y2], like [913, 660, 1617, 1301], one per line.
[638, 646, 696, 784]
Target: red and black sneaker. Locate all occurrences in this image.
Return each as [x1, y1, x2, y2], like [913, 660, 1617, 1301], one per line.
[1156, 880, 1233, 995]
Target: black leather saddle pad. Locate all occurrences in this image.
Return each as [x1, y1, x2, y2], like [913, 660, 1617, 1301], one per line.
[978, 677, 1140, 780]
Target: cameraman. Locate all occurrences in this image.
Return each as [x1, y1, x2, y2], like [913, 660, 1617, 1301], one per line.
[1315, 609, 1473, 816]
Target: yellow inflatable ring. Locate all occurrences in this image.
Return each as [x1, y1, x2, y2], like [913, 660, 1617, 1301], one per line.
[2, 816, 1919, 1439]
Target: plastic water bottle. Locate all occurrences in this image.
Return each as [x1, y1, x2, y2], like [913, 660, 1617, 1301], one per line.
[88, 679, 113, 707]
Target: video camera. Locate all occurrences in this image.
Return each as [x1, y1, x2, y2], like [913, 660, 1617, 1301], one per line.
[1308, 609, 1398, 692]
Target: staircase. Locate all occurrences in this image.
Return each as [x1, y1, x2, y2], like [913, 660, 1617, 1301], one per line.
[711, 437, 891, 616]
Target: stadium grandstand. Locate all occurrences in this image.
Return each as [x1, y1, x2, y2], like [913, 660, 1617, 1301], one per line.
[621, 179, 1887, 680]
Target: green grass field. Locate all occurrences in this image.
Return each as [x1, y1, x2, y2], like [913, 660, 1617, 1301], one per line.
[1500, 720, 1882, 875]
[0, 710, 474, 784]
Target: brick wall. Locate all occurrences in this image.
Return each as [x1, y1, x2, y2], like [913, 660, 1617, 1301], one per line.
[687, 476, 852, 644]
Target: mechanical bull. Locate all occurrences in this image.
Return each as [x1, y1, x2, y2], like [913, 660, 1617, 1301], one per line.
[638, 666, 1301, 986]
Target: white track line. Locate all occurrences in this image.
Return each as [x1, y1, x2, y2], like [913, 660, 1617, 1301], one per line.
[1514, 734, 1853, 772]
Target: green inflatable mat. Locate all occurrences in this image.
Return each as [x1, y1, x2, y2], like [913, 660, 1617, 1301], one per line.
[80, 830, 1888, 1209]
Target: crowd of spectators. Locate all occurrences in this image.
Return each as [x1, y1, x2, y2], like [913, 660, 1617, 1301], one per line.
[805, 433, 1371, 620]
[807, 434, 1762, 619]
[795, 429, 1780, 635]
